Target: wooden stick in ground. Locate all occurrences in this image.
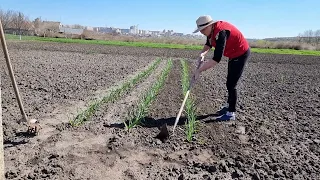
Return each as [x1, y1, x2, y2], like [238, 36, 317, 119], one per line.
[0, 75, 5, 179]
[0, 19, 28, 122]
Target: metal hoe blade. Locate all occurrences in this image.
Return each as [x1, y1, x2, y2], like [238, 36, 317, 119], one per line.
[155, 123, 170, 142]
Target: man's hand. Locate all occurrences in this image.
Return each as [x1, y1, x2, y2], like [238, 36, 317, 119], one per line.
[196, 53, 205, 68]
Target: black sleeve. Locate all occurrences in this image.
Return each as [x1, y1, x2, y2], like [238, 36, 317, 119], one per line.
[205, 37, 212, 48]
[212, 30, 230, 63]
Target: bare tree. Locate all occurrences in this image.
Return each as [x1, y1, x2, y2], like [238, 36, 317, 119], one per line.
[0, 9, 14, 30]
[12, 12, 23, 34]
[33, 17, 41, 29]
[315, 29, 320, 44]
[299, 30, 314, 44]
[11, 11, 31, 35]
[33, 17, 41, 34]
[297, 33, 303, 43]
[304, 30, 314, 43]
[297, 29, 320, 46]
[72, 24, 84, 29]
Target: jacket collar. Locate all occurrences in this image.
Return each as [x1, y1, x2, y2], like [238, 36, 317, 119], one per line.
[208, 23, 216, 39]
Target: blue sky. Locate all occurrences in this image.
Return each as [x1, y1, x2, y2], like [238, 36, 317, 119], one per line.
[1, 0, 319, 39]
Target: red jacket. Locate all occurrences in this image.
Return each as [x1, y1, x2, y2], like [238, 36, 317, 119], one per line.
[210, 21, 249, 59]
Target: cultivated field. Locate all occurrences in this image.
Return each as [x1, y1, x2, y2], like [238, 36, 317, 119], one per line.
[1, 41, 320, 180]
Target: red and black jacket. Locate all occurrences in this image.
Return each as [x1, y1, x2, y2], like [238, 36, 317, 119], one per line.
[205, 21, 250, 62]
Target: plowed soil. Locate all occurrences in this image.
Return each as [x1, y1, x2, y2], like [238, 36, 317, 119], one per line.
[1, 41, 320, 180]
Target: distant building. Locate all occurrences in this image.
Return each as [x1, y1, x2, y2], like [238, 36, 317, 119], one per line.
[149, 31, 161, 36]
[93, 27, 99, 32]
[59, 27, 84, 35]
[39, 21, 61, 32]
[95, 27, 119, 33]
[173, 33, 184, 37]
[130, 25, 138, 34]
[91, 25, 188, 37]
[115, 28, 121, 34]
[85, 26, 94, 31]
[120, 29, 130, 34]
[139, 30, 148, 35]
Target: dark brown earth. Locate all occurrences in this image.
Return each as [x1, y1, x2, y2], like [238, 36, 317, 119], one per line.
[1, 41, 320, 180]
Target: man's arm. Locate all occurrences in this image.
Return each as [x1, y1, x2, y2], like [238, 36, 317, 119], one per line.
[197, 30, 230, 73]
[200, 45, 211, 57]
[211, 30, 229, 63]
[200, 37, 212, 56]
[195, 37, 212, 67]
[197, 59, 218, 72]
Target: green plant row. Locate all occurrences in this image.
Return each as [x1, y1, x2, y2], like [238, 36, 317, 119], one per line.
[180, 59, 199, 142]
[69, 58, 162, 126]
[124, 59, 173, 130]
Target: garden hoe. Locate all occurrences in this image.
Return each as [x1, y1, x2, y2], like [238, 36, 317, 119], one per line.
[156, 57, 204, 141]
[0, 20, 41, 136]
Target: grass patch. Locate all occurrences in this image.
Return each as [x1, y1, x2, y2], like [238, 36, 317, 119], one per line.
[180, 59, 199, 142]
[124, 59, 173, 130]
[251, 48, 320, 56]
[5, 34, 198, 49]
[69, 58, 162, 126]
[5, 34, 320, 56]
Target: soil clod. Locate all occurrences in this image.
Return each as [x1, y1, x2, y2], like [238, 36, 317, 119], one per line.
[155, 123, 169, 142]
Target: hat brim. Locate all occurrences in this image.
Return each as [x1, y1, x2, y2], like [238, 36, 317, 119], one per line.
[192, 21, 215, 33]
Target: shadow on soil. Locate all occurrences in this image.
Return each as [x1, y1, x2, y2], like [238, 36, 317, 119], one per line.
[106, 111, 225, 129]
[4, 130, 38, 148]
[4, 138, 29, 148]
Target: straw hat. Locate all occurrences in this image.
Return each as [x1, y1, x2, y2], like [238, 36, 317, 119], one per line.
[193, 15, 216, 33]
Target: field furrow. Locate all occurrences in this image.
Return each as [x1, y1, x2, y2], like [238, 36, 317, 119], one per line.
[124, 58, 173, 130]
[77, 58, 169, 132]
[69, 58, 162, 126]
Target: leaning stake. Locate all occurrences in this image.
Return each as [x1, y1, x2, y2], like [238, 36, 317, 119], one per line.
[0, 75, 4, 179]
[0, 19, 40, 135]
[0, 20, 28, 122]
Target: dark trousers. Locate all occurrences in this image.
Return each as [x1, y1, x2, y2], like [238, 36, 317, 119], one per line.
[227, 48, 250, 112]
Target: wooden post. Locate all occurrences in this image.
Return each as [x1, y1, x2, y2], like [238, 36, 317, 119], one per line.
[0, 19, 28, 123]
[0, 75, 5, 179]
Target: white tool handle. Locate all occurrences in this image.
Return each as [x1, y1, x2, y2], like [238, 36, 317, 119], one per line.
[172, 56, 204, 134]
[172, 90, 190, 134]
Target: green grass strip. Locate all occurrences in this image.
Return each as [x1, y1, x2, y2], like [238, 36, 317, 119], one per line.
[5, 34, 320, 56]
[124, 59, 173, 130]
[180, 59, 199, 142]
[69, 58, 162, 126]
[251, 48, 320, 56]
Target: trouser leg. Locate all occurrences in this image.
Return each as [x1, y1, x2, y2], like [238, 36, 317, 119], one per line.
[226, 49, 250, 112]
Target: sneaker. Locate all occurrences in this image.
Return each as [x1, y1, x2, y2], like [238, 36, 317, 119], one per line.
[216, 111, 236, 121]
[216, 103, 229, 116]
